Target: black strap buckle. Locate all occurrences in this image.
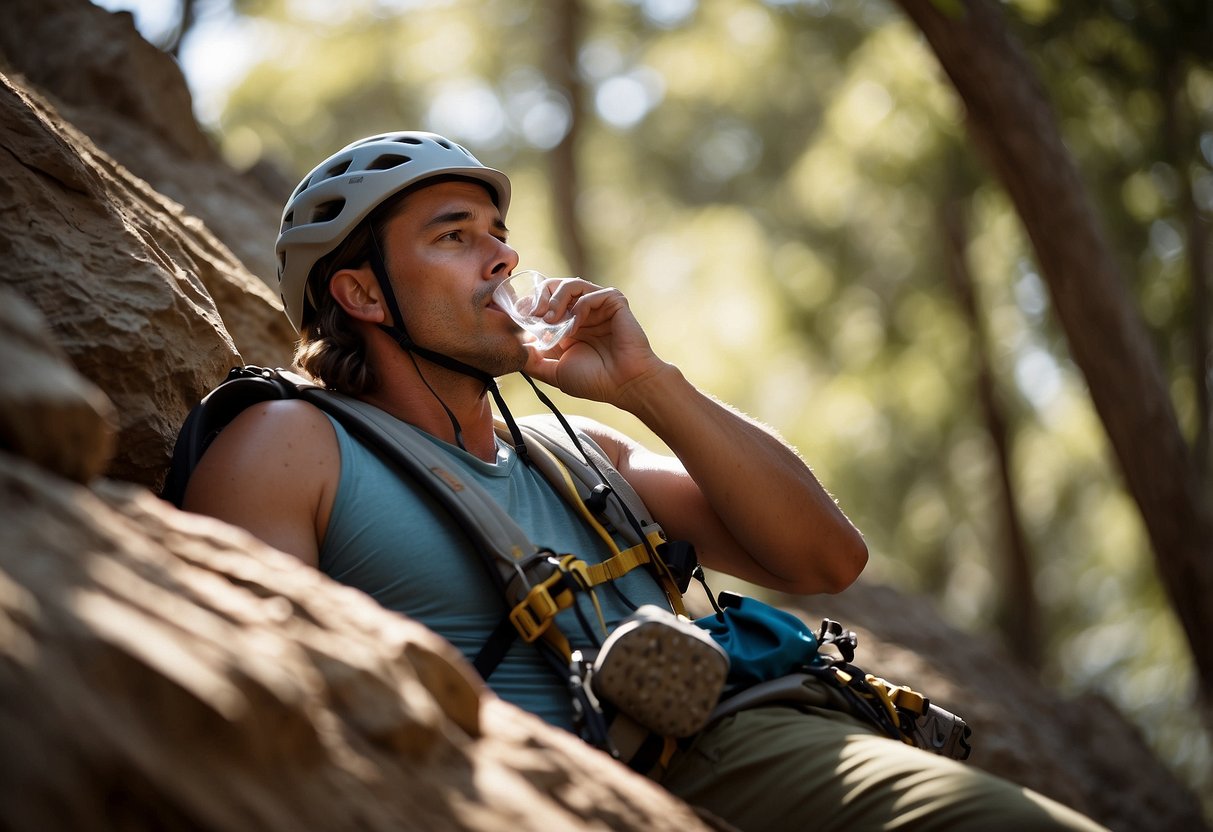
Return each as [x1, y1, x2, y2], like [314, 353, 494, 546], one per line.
[585, 483, 612, 515]
[657, 539, 698, 594]
[818, 618, 858, 663]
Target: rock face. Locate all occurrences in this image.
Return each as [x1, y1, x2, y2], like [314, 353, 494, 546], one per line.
[0, 0, 289, 286]
[0, 291, 117, 484]
[0, 453, 708, 831]
[0, 72, 294, 491]
[0, 1, 1206, 831]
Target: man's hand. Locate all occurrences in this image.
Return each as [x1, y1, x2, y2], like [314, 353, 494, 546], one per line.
[521, 279, 669, 407]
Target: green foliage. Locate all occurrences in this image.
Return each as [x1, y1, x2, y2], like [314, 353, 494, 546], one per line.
[928, 0, 966, 19]
[195, 0, 1210, 805]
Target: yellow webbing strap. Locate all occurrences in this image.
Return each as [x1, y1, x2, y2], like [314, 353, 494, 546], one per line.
[864, 674, 918, 747]
[581, 539, 654, 585]
[658, 735, 680, 769]
[509, 555, 609, 643]
[525, 438, 688, 617]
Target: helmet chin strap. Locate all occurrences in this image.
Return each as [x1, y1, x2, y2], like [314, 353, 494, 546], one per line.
[366, 227, 529, 460]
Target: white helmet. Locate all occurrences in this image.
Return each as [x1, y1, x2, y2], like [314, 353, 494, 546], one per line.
[275, 131, 512, 331]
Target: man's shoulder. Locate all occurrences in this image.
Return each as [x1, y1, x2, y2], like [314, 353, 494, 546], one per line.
[521, 413, 635, 469]
[568, 415, 635, 448]
[228, 396, 334, 431]
[181, 396, 337, 565]
[208, 398, 338, 463]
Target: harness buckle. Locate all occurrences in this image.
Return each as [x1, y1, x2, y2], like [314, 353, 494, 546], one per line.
[509, 555, 584, 642]
[509, 584, 561, 641]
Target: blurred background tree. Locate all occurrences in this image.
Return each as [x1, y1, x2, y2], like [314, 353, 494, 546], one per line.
[105, 0, 1211, 812]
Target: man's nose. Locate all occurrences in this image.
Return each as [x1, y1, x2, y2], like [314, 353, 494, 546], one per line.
[489, 239, 519, 278]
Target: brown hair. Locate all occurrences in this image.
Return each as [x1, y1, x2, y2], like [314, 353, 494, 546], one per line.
[291, 189, 412, 395]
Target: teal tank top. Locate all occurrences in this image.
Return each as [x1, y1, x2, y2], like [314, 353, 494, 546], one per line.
[318, 412, 670, 731]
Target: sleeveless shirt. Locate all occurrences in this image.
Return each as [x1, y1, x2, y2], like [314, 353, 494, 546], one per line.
[318, 412, 670, 730]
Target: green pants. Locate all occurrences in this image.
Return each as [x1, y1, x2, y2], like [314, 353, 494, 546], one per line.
[656, 706, 1107, 832]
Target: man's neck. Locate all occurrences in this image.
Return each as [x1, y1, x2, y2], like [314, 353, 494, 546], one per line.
[360, 360, 501, 462]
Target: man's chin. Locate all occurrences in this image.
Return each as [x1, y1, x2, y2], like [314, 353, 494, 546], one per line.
[471, 341, 530, 379]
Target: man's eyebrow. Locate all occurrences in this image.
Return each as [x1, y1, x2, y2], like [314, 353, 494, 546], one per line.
[423, 210, 509, 235]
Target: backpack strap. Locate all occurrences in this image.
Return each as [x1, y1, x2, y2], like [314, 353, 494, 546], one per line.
[516, 414, 657, 535]
[507, 416, 689, 618]
[511, 414, 698, 608]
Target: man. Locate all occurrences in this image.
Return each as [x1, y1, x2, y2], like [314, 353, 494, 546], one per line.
[185, 131, 1104, 831]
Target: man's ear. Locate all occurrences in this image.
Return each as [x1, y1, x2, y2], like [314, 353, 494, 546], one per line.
[329, 266, 389, 325]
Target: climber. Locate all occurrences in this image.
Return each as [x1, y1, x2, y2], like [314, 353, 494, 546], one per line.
[181, 130, 1106, 831]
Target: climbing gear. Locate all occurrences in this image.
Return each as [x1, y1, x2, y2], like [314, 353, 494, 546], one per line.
[165, 366, 970, 763]
[697, 593, 972, 760]
[162, 365, 726, 753]
[275, 131, 510, 332]
[695, 592, 823, 688]
[590, 605, 729, 738]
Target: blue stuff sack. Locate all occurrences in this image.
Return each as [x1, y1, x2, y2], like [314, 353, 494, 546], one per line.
[694, 592, 823, 688]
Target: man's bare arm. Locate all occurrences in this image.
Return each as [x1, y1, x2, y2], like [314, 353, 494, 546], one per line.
[578, 371, 867, 596]
[182, 400, 338, 568]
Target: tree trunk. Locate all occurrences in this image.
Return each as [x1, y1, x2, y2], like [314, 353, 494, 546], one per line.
[1159, 56, 1212, 485]
[891, 0, 1213, 710]
[545, 0, 591, 278]
[940, 192, 1041, 670]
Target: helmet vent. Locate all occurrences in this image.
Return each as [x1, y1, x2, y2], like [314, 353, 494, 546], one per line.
[310, 198, 346, 224]
[282, 210, 294, 231]
[321, 160, 352, 181]
[367, 154, 412, 171]
[394, 136, 423, 146]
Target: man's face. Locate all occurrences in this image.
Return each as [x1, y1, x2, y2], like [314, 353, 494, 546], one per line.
[380, 179, 524, 375]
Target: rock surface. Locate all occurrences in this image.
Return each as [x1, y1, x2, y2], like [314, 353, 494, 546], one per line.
[0, 291, 116, 484]
[0, 452, 710, 831]
[0, 1, 1206, 830]
[0, 72, 293, 491]
[0, 0, 289, 286]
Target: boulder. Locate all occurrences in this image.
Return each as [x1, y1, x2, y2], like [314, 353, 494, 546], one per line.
[0, 0, 288, 286]
[0, 450, 711, 831]
[0, 72, 294, 491]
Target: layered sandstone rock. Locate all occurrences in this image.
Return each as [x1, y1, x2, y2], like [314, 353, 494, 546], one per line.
[0, 291, 117, 484]
[0, 73, 293, 491]
[0, 0, 287, 285]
